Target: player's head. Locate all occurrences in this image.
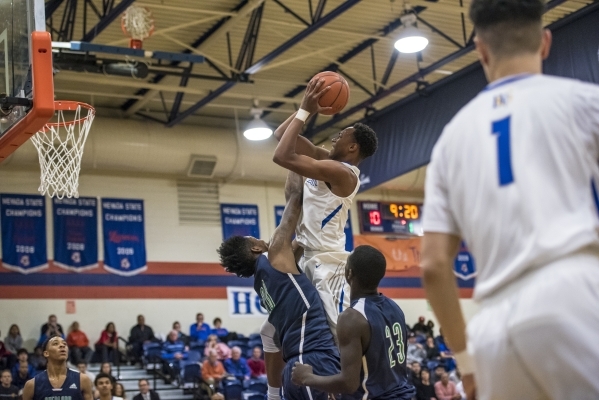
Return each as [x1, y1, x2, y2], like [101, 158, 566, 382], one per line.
[42, 335, 68, 361]
[470, 0, 551, 71]
[329, 123, 377, 164]
[217, 236, 268, 278]
[345, 245, 386, 291]
[95, 373, 114, 396]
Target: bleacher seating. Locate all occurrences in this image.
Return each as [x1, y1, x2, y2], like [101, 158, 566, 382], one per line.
[223, 381, 243, 400]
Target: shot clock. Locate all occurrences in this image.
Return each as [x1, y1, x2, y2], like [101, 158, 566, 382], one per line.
[358, 201, 423, 235]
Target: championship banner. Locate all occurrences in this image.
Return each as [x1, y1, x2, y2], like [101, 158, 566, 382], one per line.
[102, 198, 146, 276]
[226, 286, 268, 318]
[454, 241, 476, 280]
[53, 197, 98, 272]
[221, 204, 260, 240]
[274, 206, 284, 227]
[1, 194, 47, 274]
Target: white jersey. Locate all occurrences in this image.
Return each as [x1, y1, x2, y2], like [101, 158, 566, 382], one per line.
[423, 74, 599, 301]
[296, 163, 360, 252]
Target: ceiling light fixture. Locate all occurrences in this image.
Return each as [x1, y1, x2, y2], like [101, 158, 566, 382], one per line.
[394, 8, 428, 54]
[244, 102, 272, 141]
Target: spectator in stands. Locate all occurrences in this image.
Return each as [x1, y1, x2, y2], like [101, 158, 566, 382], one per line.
[412, 317, 428, 335]
[95, 372, 122, 400]
[129, 315, 156, 365]
[3, 325, 22, 355]
[434, 372, 460, 400]
[409, 361, 422, 385]
[407, 332, 427, 365]
[29, 346, 46, 371]
[247, 347, 266, 381]
[203, 335, 230, 361]
[415, 368, 436, 400]
[190, 313, 211, 343]
[12, 361, 33, 390]
[435, 329, 456, 372]
[40, 315, 65, 339]
[0, 341, 15, 371]
[67, 321, 93, 365]
[133, 379, 160, 400]
[10, 350, 34, 380]
[432, 365, 446, 385]
[171, 322, 189, 346]
[426, 320, 436, 337]
[210, 318, 228, 341]
[95, 322, 118, 363]
[161, 330, 187, 384]
[425, 336, 442, 366]
[0, 369, 18, 399]
[114, 383, 127, 400]
[223, 347, 250, 386]
[77, 361, 96, 384]
[201, 350, 226, 390]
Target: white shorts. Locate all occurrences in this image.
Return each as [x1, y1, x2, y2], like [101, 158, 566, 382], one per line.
[467, 247, 599, 400]
[300, 250, 351, 337]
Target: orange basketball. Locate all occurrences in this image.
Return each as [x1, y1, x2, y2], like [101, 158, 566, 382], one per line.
[310, 71, 349, 115]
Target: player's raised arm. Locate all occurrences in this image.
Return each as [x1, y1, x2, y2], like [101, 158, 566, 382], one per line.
[273, 112, 330, 161]
[292, 308, 367, 393]
[269, 171, 303, 262]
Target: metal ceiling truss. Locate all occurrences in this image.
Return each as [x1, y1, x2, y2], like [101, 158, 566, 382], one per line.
[165, 0, 362, 128]
[305, 0, 570, 139]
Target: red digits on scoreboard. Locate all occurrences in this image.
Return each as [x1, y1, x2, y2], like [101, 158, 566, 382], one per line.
[369, 211, 381, 225]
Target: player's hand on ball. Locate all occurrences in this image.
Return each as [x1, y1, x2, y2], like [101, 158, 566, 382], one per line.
[292, 362, 313, 385]
[300, 78, 333, 115]
[463, 373, 477, 400]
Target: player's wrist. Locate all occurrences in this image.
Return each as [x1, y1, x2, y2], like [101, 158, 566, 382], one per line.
[295, 108, 310, 123]
[454, 349, 475, 375]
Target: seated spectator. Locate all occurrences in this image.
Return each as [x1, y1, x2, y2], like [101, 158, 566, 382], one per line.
[172, 322, 190, 346]
[29, 347, 46, 371]
[0, 342, 15, 371]
[100, 362, 116, 384]
[201, 350, 226, 390]
[415, 368, 436, 400]
[10, 350, 34, 380]
[247, 347, 266, 381]
[77, 361, 96, 384]
[223, 347, 249, 386]
[435, 329, 456, 372]
[434, 372, 460, 400]
[114, 382, 127, 400]
[95, 372, 123, 400]
[407, 333, 427, 365]
[412, 317, 428, 335]
[210, 318, 228, 341]
[40, 315, 65, 339]
[161, 330, 187, 384]
[12, 362, 33, 390]
[129, 315, 156, 364]
[0, 369, 18, 399]
[427, 320, 436, 337]
[67, 321, 93, 365]
[408, 361, 422, 385]
[203, 335, 230, 361]
[133, 379, 160, 400]
[425, 337, 442, 367]
[95, 323, 118, 363]
[4, 325, 22, 355]
[432, 365, 446, 385]
[190, 313, 211, 343]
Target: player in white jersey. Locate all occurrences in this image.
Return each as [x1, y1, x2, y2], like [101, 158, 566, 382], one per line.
[420, 0, 599, 399]
[273, 78, 378, 334]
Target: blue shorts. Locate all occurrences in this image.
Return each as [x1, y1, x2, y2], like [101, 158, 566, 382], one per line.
[283, 351, 340, 400]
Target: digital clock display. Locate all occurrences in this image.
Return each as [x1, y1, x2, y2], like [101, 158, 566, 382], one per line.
[358, 201, 423, 235]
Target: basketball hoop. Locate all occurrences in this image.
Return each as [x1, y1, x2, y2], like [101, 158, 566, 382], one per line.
[121, 5, 155, 50]
[30, 101, 95, 199]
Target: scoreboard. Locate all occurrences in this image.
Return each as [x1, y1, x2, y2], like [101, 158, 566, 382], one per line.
[358, 201, 423, 236]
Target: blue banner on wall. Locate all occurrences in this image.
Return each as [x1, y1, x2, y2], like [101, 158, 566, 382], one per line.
[1, 194, 47, 274]
[344, 211, 354, 252]
[274, 206, 284, 227]
[102, 198, 146, 276]
[53, 197, 98, 272]
[221, 204, 260, 240]
[454, 241, 476, 280]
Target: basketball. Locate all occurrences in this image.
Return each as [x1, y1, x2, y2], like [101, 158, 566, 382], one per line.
[310, 71, 350, 115]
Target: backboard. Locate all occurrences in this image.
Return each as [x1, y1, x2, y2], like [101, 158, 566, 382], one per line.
[0, 0, 54, 162]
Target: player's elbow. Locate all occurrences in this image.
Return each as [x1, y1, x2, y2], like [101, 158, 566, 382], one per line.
[338, 378, 360, 394]
[272, 152, 285, 166]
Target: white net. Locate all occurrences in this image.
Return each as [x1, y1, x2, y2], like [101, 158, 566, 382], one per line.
[121, 5, 154, 40]
[30, 103, 95, 199]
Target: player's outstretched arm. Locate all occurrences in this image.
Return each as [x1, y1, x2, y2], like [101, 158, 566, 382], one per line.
[291, 308, 367, 393]
[274, 112, 329, 161]
[22, 379, 34, 400]
[80, 373, 93, 400]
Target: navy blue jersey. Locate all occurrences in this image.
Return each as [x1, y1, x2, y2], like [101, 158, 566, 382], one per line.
[351, 295, 415, 400]
[33, 369, 83, 400]
[253, 254, 338, 362]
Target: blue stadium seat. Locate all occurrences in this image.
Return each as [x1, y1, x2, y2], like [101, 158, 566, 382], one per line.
[186, 350, 202, 363]
[248, 339, 262, 349]
[248, 333, 261, 341]
[245, 394, 264, 400]
[226, 340, 246, 348]
[223, 381, 243, 400]
[248, 381, 267, 394]
[181, 363, 200, 389]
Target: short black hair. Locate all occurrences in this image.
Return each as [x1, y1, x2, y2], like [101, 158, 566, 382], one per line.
[77, 360, 87, 366]
[95, 372, 114, 386]
[42, 335, 62, 353]
[352, 123, 377, 160]
[469, 0, 544, 57]
[217, 236, 256, 278]
[138, 379, 149, 385]
[213, 318, 221, 325]
[16, 348, 28, 356]
[347, 245, 386, 290]
[1, 369, 11, 377]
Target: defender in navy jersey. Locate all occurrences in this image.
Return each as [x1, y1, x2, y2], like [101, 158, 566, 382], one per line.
[292, 245, 415, 400]
[22, 336, 92, 400]
[218, 171, 344, 400]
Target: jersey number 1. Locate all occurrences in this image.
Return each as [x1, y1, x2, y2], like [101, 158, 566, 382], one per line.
[385, 323, 405, 368]
[492, 116, 514, 185]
